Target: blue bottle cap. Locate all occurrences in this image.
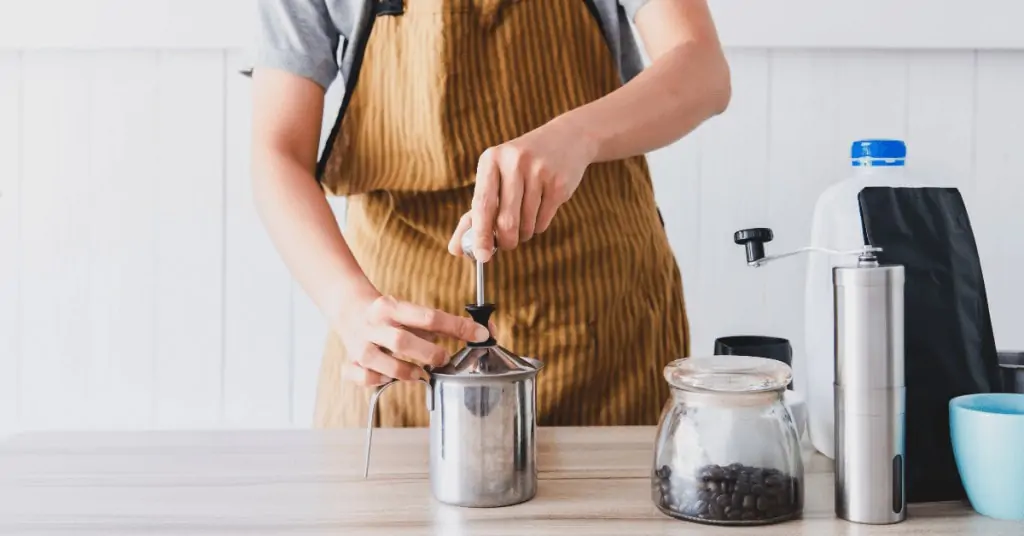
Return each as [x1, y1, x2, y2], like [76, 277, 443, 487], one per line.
[851, 139, 906, 166]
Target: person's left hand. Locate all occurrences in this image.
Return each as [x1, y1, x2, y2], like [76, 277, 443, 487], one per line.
[447, 119, 597, 262]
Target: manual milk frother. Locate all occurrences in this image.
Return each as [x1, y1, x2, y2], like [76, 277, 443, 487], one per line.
[734, 228, 906, 525]
[362, 227, 544, 508]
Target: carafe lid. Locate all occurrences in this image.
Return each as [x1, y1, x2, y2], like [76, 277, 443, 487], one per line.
[664, 355, 791, 393]
[431, 303, 542, 379]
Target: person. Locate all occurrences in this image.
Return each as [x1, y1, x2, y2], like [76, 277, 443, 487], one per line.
[250, 0, 730, 428]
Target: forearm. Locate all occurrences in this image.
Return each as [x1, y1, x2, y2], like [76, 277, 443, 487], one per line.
[252, 154, 379, 326]
[559, 39, 730, 163]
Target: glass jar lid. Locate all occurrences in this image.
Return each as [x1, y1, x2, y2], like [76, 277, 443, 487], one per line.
[664, 355, 792, 393]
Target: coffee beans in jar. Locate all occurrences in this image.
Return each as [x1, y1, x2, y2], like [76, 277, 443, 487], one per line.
[652, 463, 802, 525]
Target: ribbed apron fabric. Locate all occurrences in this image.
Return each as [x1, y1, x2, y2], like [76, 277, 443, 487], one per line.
[314, 0, 689, 428]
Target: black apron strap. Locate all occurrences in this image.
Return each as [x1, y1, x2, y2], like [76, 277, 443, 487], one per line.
[378, 0, 404, 16]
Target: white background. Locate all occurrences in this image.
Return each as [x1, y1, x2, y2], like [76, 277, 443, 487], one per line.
[1, 0, 1023, 437]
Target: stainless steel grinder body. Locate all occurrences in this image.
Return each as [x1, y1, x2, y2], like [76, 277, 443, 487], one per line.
[833, 256, 906, 524]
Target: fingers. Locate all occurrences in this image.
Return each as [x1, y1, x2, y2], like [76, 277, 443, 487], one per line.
[471, 149, 500, 262]
[406, 327, 438, 343]
[495, 154, 524, 250]
[355, 345, 428, 382]
[387, 299, 490, 342]
[342, 362, 393, 387]
[369, 326, 448, 368]
[535, 184, 561, 235]
[447, 212, 472, 256]
[520, 168, 542, 242]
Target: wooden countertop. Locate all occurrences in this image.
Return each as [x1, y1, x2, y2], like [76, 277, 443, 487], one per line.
[0, 426, 1018, 535]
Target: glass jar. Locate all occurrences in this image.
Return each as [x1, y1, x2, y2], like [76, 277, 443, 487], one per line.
[651, 355, 804, 526]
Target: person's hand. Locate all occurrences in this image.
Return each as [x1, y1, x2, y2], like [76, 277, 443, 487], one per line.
[337, 294, 491, 386]
[448, 118, 598, 262]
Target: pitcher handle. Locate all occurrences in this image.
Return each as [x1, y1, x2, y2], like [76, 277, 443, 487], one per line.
[362, 377, 432, 479]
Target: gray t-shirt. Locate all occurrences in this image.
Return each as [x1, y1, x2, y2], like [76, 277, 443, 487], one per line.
[255, 0, 654, 91]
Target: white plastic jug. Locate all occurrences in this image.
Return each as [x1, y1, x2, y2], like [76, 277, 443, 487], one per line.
[802, 139, 928, 459]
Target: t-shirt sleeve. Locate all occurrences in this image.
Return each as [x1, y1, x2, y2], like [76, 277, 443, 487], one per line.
[619, 0, 656, 21]
[256, 0, 341, 89]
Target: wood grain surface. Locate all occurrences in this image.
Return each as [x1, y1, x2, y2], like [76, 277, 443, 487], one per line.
[0, 426, 1019, 535]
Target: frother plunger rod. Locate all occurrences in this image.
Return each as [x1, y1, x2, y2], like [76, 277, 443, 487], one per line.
[476, 261, 485, 305]
[461, 227, 496, 305]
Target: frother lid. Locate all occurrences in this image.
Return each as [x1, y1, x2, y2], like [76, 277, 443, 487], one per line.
[434, 344, 541, 378]
[664, 355, 792, 393]
[431, 303, 541, 379]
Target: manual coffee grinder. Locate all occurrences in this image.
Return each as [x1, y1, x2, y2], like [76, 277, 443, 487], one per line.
[734, 228, 907, 525]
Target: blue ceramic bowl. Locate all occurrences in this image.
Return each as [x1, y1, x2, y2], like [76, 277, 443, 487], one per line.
[949, 393, 1024, 520]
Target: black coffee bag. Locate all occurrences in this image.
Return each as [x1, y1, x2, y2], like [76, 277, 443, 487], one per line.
[857, 186, 1003, 503]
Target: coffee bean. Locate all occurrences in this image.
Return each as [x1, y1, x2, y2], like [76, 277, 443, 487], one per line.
[663, 464, 802, 525]
[778, 491, 792, 507]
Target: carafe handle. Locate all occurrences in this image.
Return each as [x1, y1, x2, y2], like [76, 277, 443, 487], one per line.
[362, 377, 433, 479]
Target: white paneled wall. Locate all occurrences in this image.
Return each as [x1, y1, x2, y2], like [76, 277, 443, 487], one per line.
[2, 47, 1024, 436]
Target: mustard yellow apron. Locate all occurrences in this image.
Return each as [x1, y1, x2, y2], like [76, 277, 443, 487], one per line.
[314, 0, 689, 428]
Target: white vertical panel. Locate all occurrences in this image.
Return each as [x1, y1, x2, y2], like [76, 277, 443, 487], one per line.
[291, 284, 325, 427]
[764, 50, 842, 387]
[646, 124, 701, 355]
[974, 51, 1024, 351]
[19, 52, 93, 429]
[224, 50, 292, 427]
[153, 52, 225, 428]
[906, 51, 976, 196]
[835, 50, 908, 142]
[0, 53, 21, 434]
[84, 52, 159, 428]
[693, 50, 771, 355]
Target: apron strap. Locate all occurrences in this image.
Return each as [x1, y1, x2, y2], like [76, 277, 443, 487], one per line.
[378, 0, 404, 16]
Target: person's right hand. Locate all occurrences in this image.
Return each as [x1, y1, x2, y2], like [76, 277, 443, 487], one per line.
[337, 295, 491, 386]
